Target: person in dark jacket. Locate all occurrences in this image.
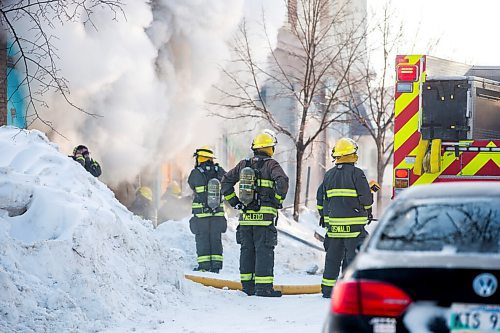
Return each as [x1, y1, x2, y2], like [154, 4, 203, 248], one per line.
[317, 137, 374, 298]
[188, 146, 227, 273]
[221, 131, 289, 297]
[130, 186, 155, 222]
[71, 145, 102, 177]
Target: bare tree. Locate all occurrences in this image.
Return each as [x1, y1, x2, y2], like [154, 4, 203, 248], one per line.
[342, 2, 403, 214]
[0, 0, 124, 129]
[214, 0, 367, 221]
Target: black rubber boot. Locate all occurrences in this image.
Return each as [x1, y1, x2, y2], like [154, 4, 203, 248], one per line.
[193, 267, 208, 272]
[194, 261, 211, 272]
[241, 281, 255, 296]
[211, 262, 222, 274]
[255, 286, 282, 297]
[321, 285, 332, 298]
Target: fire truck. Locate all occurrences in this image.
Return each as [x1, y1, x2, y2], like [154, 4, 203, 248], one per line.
[393, 55, 500, 195]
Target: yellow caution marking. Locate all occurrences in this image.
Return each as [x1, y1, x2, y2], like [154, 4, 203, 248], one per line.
[395, 90, 419, 117]
[395, 112, 419, 151]
[460, 153, 500, 176]
[487, 141, 498, 148]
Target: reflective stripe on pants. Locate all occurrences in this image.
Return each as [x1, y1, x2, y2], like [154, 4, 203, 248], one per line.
[238, 225, 276, 289]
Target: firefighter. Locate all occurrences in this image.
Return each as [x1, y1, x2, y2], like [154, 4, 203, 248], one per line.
[221, 132, 289, 297]
[317, 137, 373, 298]
[71, 145, 101, 177]
[188, 146, 227, 273]
[158, 181, 186, 222]
[130, 186, 155, 221]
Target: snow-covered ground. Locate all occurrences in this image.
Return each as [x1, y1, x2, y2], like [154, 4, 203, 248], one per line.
[0, 126, 329, 333]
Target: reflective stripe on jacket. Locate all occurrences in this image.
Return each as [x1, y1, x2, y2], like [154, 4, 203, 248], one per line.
[316, 163, 373, 238]
[221, 153, 289, 226]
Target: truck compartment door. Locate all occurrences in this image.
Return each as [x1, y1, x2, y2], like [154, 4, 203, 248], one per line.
[421, 80, 469, 141]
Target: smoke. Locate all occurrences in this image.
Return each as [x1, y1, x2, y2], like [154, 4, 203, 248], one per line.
[25, 0, 239, 185]
[146, 0, 246, 154]
[20, 0, 285, 186]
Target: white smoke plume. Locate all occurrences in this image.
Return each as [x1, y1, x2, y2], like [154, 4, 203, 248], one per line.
[28, 0, 242, 185]
[21, 0, 285, 186]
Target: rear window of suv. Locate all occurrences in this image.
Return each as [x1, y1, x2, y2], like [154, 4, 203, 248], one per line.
[376, 198, 500, 253]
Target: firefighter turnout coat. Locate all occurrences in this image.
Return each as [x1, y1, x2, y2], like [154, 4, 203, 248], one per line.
[317, 163, 373, 239]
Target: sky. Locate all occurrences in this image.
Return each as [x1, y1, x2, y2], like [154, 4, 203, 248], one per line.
[368, 0, 500, 65]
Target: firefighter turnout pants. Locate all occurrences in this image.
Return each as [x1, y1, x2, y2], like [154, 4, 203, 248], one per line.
[189, 216, 227, 272]
[236, 225, 278, 293]
[322, 236, 363, 297]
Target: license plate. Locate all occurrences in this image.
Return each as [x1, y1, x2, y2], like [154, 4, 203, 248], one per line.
[449, 303, 500, 332]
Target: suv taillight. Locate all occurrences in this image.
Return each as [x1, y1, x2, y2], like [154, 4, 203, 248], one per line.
[332, 280, 412, 317]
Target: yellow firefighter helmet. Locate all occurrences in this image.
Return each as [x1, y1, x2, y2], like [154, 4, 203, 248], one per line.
[252, 132, 277, 149]
[167, 181, 182, 196]
[193, 146, 215, 159]
[138, 186, 153, 202]
[332, 138, 358, 157]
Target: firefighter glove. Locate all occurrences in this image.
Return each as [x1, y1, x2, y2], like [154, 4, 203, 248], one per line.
[319, 216, 325, 228]
[234, 202, 246, 211]
[367, 207, 374, 224]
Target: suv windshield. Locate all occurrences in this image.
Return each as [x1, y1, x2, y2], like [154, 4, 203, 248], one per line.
[376, 198, 500, 253]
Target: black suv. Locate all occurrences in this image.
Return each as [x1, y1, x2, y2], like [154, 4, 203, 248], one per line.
[323, 182, 500, 333]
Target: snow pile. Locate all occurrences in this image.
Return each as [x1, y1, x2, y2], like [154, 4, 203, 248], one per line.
[0, 126, 329, 332]
[0, 127, 185, 332]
